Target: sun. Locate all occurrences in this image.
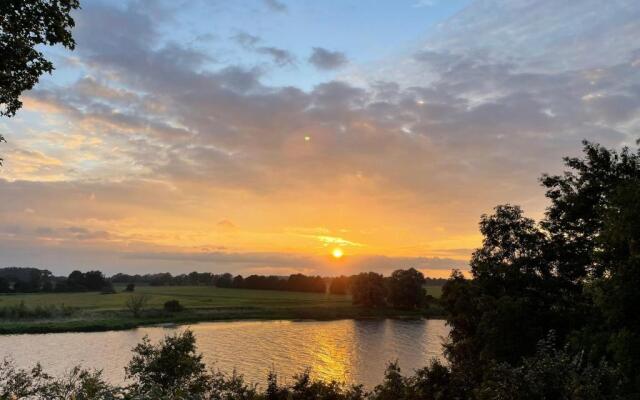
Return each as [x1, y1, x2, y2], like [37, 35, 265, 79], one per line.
[332, 248, 344, 259]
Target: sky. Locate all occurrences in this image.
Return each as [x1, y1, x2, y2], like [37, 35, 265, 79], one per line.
[1, 0, 639, 277]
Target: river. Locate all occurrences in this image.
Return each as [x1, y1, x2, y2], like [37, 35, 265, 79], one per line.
[0, 319, 449, 388]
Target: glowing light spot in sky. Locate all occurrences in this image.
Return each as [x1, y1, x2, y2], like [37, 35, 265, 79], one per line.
[332, 248, 344, 259]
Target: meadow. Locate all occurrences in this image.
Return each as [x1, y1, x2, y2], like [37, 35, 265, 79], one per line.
[0, 285, 444, 334]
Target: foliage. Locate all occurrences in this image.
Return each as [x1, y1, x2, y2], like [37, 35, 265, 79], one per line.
[124, 283, 135, 292]
[163, 299, 184, 312]
[0, 267, 55, 293]
[0, 0, 79, 118]
[476, 333, 623, 400]
[0, 359, 118, 399]
[438, 140, 640, 398]
[125, 330, 209, 397]
[330, 275, 350, 295]
[385, 268, 426, 310]
[125, 294, 149, 318]
[350, 272, 387, 308]
[0, 301, 74, 319]
[216, 272, 234, 288]
[112, 271, 329, 293]
[100, 283, 116, 294]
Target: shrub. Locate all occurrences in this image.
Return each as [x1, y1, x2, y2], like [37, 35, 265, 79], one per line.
[125, 294, 150, 318]
[163, 300, 184, 312]
[124, 283, 135, 292]
[100, 284, 116, 294]
[0, 302, 76, 319]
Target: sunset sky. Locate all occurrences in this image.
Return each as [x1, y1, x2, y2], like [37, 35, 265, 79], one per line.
[1, 0, 639, 277]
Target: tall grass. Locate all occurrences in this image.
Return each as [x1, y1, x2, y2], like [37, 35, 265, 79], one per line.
[0, 301, 75, 319]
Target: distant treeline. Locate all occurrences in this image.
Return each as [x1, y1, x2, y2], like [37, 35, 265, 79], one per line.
[1, 267, 446, 303]
[110, 270, 445, 298]
[111, 272, 328, 293]
[0, 267, 111, 293]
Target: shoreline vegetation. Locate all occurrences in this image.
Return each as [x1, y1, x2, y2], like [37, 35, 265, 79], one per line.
[0, 284, 445, 335]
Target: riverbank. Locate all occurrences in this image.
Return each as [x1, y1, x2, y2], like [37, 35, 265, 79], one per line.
[0, 285, 445, 334]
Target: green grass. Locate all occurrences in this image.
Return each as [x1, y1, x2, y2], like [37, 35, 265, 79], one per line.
[0, 285, 352, 310]
[0, 285, 445, 334]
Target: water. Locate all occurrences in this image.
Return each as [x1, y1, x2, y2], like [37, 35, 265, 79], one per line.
[0, 319, 449, 388]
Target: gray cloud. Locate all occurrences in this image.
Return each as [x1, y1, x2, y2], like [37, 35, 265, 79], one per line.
[308, 47, 348, 70]
[233, 31, 295, 66]
[263, 0, 287, 12]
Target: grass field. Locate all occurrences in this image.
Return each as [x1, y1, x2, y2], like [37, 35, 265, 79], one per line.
[0, 285, 445, 334]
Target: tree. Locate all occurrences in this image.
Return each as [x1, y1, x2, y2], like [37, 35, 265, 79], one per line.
[477, 333, 622, 400]
[541, 140, 640, 281]
[216, 273, 233, 288]
[100, 282, 116, 294]
[0, 0, 80, 118]
[83, 270, 107, 291]
[66, 270, 85, 291]
[350, 272, 387, 308]
[329, 275, 350, 295]
[0, 359, 117, 399]
[441, 205, 579, 382]
[125, 330, 209, 397]
[125, 294, 149, 318]
[437, 140, 640, 398]
[163, 299, 183, 312]
[386, 268, 426, 309]
[124, 283, 135, 292]
[232, 274, 244, 288]
[0, 277, 9, 293]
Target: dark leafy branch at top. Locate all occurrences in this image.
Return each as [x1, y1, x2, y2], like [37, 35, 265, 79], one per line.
[0, 0, 79, 117]
[0, 0, 80, 164]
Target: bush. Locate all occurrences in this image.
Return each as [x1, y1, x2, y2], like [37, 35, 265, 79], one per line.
[0, 302, 76, 319]
[125, 294, 150, 318]
[100, 284, 116, 294]
[163, 300, 184, 312]
[124, 283, 135, 292]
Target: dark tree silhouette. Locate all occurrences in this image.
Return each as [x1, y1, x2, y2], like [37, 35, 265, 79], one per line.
[329, 275, 350, 295]
[350, 272, 386, 308]
[0, 0, 79, 117]
[0, 0, 80, 164]
[163, 299, 184, 312]
[386, 268, 426, 310]
[437, 140, 640, 397]
[216, 272, 234, 288]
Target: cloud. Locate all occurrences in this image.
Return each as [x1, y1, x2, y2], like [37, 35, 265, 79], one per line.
[232, 31, 295, 66]
[257, 46, 296, 67]
[308, 47, 348, 70]
[233, 32, 260, 48]
[263, 0, 287, 12]
[217, 219, 237, 230]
